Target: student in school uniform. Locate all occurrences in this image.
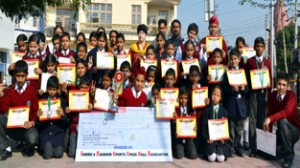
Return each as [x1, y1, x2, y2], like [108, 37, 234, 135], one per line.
[117, 67, 148, 107]
[221, 49, 248, 157]
[202, 86, 229, 162]
[187, 65, 209, 155]
[21, 34, 44, 91]
[203, 48, 225, 96]
[89, 31, 116, 87]
[155, 32, 168, 60]
[120, 61, 133, 89]
[37, 76, 68, 159]
[108, 30, 118, 52]
[176, 23, 201, 64]
[36, 32, 49, 61]
[173, 86, 197, 159]
[263, 72, 300, 168]
[151, 19, 168, 49]
[114, 33, 127, 55]
[0, 60, 39, 160]
[128, 24, 150, 67]
[16, 34, 28, 52]
[56, 32, 76, 64]
[200, 16, 228, 65]
[46, 26, 64, 54]
[65, 75, 93, 158]
[245, 37, 272, 157]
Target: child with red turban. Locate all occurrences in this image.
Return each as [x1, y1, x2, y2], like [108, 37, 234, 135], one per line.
[200, 16, 228, 66]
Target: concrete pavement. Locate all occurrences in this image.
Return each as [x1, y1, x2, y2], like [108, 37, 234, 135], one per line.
[1, 141, 300, 168]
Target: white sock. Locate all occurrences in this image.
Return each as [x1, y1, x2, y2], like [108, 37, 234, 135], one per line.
[6, 146, 11, 152]
[208, 153, 216, 162]
[216, 154, 225, 162]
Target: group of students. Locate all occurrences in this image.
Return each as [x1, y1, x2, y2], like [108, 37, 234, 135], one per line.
[0, 15, 299, 167]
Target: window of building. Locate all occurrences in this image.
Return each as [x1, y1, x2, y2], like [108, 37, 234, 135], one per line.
[87, 3, 112, 23]
[56, 9, 77, 33]
[132, 5, 141, 24]
[159, 11, 168, 21]
[0, 51, 7, 75]
[33, 17, 37, 27]
[147, 16, 157, 25]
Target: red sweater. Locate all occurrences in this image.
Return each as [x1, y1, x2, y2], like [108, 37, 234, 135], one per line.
[245, 56, 272, 90]
[268, 90, 300, 134]
[0, 84, 38, 122]
[69, 95, 93, 134]
[118, 87, 148, 107]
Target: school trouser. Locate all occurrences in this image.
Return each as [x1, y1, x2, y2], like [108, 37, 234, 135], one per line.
[229, 117, 244, 152]
[277, 119, 299, 161]
[248, 90, 267, 152]
[43, 141, 63, 159]
[175, 138, 197, 159]
[0, 114, 38, 152]
[68, 133, 77, 157]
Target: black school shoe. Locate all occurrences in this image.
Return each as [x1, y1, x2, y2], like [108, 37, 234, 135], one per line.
[0, 150, 12, 161]
[22, 146, 35, 157]
[281, 159, 293, 168]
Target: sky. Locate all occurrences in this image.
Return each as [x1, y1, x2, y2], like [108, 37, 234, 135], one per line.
[178, 0, 269, 47]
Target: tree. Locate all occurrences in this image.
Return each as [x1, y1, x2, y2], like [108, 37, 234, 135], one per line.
[0, 0, 90, 22]
[275, 24, 300, 71]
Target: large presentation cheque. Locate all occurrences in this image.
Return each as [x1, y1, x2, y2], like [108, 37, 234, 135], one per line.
[76, 107, 172, 162]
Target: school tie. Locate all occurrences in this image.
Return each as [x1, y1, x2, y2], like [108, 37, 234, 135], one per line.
[277, 95, 282, 102]
[214, 107, 218, 119]
[182, 107, 186, 116]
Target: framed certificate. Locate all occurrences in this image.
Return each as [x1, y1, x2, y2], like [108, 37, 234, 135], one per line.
[69, 90, 90, 112]
[226, 69, 247, 86]
[117, 54, 131, 70]
[87, 44, 94, 53]
[7, 106, 29, 128]
[192, 87, 208, 109]
[58, 57, 71, 64]
[94, 88, 113, 112]
[96, 52, 114, 70]
[38, 98, 61, 121]
[140, 58, 157, 71]
[40, 73, 53, 91]
[24, 59, 39, 80]
[160, 88, 179, 107]
[142, 82, 154, 100]
[208, 118, 230, 141]
[250, 68, 271, 90]
[12, 51, 25, 63]
[156, 99, 176, 120]
[57, 64, 76, 85]
[242, 46, 255, 63]
[208, 65, 226, 84]
[206, 36, 223, 53]
[161, 59, 178, 78]
[181, 58, 200, 75]
[176, 116, 197, 138]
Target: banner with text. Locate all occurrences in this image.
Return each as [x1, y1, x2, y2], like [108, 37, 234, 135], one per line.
[76, 107, 172, 162]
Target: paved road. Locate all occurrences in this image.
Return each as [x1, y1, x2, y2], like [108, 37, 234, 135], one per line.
[1, 141, 300, 168]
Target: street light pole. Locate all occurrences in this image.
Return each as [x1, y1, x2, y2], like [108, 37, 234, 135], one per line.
[295, 0, 298, 49]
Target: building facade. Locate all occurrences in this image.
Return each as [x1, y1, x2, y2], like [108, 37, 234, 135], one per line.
[44, 0, 181, 44]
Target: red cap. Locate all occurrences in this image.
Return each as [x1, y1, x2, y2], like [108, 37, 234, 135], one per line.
[209, 15, 219, 25]
[134, 67, 146, 79]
